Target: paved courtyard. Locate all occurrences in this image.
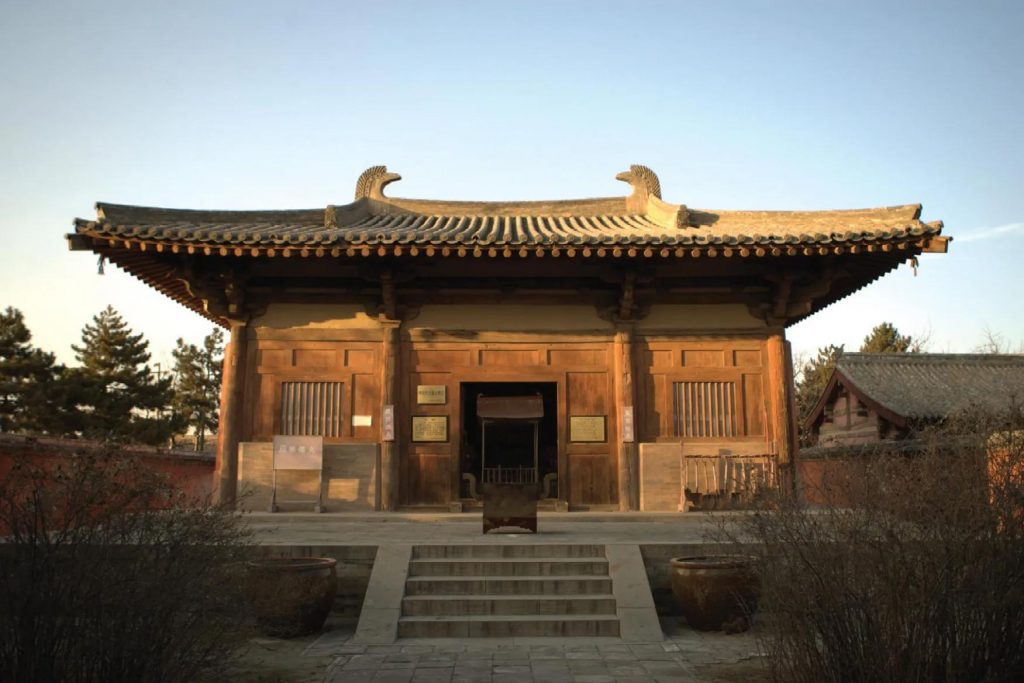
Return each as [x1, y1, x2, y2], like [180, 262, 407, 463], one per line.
[231, 617, 767, 683]
[246, 511, 734, 546]
[230, 512, 763, 682]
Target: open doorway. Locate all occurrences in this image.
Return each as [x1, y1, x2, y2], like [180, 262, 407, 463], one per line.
[460, 382, 558, 498]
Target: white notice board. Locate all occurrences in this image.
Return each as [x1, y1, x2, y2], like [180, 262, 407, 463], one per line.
[272, 435, 324, 470]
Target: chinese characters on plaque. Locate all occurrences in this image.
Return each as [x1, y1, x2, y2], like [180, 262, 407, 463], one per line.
[416, 385, 447, 405]
[412, 415, 448, 442]
[621, 406, 635, 443]
[569, 416, 606, 443]
[382, 405, 395, 441]
[272, 435, 324, 470]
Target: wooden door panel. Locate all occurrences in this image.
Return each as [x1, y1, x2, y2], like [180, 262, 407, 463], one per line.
[569, 454, 615, 506]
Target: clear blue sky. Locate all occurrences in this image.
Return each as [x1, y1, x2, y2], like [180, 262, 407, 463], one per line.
[1, 1, 1022, 367]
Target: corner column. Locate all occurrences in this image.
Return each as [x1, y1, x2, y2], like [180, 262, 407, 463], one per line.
[614, 326, 639, 511]
[767, 331, 795, 473]
[380, 320, 401, 511]
[215, 320, 248, 507]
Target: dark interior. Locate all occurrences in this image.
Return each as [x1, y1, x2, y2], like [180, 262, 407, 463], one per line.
[460, 382, 558, 495]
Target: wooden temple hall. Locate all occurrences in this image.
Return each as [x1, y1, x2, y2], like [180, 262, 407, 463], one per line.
[67, 165, 948, 512]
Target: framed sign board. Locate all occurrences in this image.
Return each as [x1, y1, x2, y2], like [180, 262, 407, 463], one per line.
[382, 404, 395, 442]
[270, 435, 324, 513]
[272, 435, 324, 470]
[621, 406, 635, 443]
[570, 416, 606, 443]
[416, 385, 447, 405]
[412, 415, 448, 442]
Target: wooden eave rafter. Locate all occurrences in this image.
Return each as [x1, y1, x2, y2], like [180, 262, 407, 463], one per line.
[76, 233, 923, 331]
[70, 231, 937, 262]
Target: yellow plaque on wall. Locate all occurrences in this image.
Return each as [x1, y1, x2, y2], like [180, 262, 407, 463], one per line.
[416, 385, 447, 405]
[412, 416, 448, 442]
[570, 416, 606, 443]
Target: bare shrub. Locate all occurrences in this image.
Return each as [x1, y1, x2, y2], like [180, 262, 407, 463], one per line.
[722, 403, 1024, 682]
[0, 447, 254, 682]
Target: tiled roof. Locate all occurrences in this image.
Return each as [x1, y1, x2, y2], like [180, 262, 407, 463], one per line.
[835, 353, 1024, 420]
[70, 165, 945, 253]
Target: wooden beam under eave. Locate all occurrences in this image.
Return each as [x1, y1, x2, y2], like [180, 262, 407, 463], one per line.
[66, 233, 95, 251]
[920, 236, 950, 253]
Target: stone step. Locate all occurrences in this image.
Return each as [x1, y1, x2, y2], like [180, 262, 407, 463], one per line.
[397, 614, 621, 638]
[405, 575, 614, 596]
[407, 557, 609, 577]
[401, 594, 617, 617]
[411, 544, 605, 559]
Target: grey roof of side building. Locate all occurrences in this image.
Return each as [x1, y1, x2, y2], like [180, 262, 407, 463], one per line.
[834, 353, 1024, 420]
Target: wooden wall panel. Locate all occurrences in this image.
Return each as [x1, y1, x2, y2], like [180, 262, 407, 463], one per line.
[567, 372, 608, 416]
[549, 349, 604, 367]
[410, 349, 473, 368]
[350, 373, 378, 440]
[252, 374, 276, 438]
[639, 337, 772, 446]
[293, 349, 338, 369]
[640, 374, 669, 441]
[569, 455, 615, 506]
[644, 349, 674, 369]
[406, 453, 451, 505]
[682, 350, 726, 367]
[403, 371, 455, 505]
[245, 340, 380, 443]
[345, 349, 376, 369]
[734, 349, 762, 367]
[258, 349, 291, 369]
[480, 349, 540, 366]
[742, 373, 766, 437]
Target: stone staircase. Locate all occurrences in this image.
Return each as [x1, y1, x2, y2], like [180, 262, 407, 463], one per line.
[398, 544, 620, 638]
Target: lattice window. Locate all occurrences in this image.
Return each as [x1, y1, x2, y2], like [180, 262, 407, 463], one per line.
[280, 382, 344, 437]
[673, 381, 737, 438]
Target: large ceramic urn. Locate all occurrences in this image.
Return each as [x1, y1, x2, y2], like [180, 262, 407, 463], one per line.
[670, 555, 759, 632]
[246, 557, 338, 638]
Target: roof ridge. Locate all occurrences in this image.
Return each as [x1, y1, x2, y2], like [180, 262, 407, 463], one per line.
[841, 352, 1024, 362]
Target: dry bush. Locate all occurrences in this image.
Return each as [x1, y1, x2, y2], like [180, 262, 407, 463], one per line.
[722, 403, 1024, 683]
[0, 447, 254, 683]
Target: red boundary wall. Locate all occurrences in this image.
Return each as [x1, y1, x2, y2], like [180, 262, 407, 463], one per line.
[0, 434, 214, 502]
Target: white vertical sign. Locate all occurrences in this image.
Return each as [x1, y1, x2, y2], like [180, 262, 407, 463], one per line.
[382, 404, 395, 442]
[621, 406, 635, 443]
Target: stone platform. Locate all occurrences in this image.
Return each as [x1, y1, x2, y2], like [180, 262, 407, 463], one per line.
[242, 513, 762, 680]
[247, 511, 729, 546]
[251, 512, 747, 642]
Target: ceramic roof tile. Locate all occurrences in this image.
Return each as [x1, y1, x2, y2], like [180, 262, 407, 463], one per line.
[836, 353, 1024, 419]
[72, 166, 945, 251]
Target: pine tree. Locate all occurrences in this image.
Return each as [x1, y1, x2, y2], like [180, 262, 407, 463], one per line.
[860, 322, 918, 353]
[0, 307, 59, 433]
[795, 344, 845, 427]
[71, 306, 178, 445]
[171, 328, 224, 451]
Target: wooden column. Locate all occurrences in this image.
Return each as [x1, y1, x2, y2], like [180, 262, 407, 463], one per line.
[614, 327, 639, 511]
[783, 338, 799, 494]
[214, 320, 247, 507]
[766, 331, 794, 467]
[380, 320, 400, 511]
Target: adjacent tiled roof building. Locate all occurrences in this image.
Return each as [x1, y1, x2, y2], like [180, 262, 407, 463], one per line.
[804, 353, 1024, 447]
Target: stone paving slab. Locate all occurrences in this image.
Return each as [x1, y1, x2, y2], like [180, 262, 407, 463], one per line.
[354, 545, 411, 644]
[312, 617, 768, 682]
[247, 511, 732, 546]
